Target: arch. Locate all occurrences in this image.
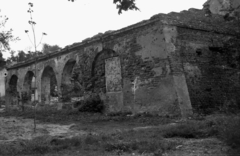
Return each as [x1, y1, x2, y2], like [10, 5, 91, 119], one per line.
[91, 49, 117, 77]
[8, 75, 18, 106]
[61, 59, 76, 101]
[41, 66, 58, 104]
[91, 49, 119, 93]
[9, 75, 18, 94]
[22, 71, 34, 102]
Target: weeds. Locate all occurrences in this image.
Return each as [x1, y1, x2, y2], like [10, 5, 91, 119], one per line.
[1, 108, 240, 155]
[75, 94, 105, 113]
[0, 108, 173, 126]
[0, 127, 178, 156]
[159, 120, 217, 138]
[104, 127, 179, 155]
[215, 115, 240, 148]
[161, 114, 240, 150]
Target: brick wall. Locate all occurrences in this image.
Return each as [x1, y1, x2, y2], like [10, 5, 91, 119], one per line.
[70, 22, 181, 115]
[177, 27, 240, 113]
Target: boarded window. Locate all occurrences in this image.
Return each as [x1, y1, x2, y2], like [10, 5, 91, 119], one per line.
[105, 57, 122, 93]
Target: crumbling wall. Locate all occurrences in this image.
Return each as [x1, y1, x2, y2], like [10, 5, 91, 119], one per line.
[203, 0, 240, 18]
[69, 21, 191, 116]
[5, 57, 59, 108]
[177, 27, 240, 113]
[6, 15, 196, 116]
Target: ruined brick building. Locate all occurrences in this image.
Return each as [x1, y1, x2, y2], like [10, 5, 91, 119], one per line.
[6, 7, 240, 117]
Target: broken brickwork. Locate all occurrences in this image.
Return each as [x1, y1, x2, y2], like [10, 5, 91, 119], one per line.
[173, 9, 240, 113]
[5, 7, 240, 116]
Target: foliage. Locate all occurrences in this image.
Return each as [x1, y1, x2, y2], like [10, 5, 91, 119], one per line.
[71, 62, 94, 92]
[6, 50, 16, 62]
[0, 107, 172, 126]
[7, 44, 61, 63]
[17, 50, 27, 62]
[0, 11, 19, 52]
[0, 97, 5, 107]
[61, 61, 94, 101]
[113, 0, 139, 14]
[0, 125, 177, 156]
[6, 85, 18, 97]
[21, 91, 30, 103]
[41, 43, 61, 54]
[68, 0, 139, 14]
[1, 109, 240, 155]
[159, 120, 217, 139]
[213, 115, 240, 149]
[7, 50, 38, 63]
[0, 52, 6, 68]
[74, 93, 104, 113]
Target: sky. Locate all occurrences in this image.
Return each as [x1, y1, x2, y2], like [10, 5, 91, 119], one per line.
[0, 0, 206, 59]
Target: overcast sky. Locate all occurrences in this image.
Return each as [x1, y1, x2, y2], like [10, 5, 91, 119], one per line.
[1, 0, 206, 59]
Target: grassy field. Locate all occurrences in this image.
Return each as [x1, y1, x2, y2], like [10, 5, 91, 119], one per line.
[0, 108, 240, 156]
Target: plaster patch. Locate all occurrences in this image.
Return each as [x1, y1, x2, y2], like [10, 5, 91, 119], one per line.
[54, 58, 59, 67]
[188, 43, 207, 50]
[163, 26, 177, 44]
[136, 31, 167, 60]
[75, 54, 79, 64]
[113, 42, 125, 53]
[85, 43, 103, 55]
[184, 63, 202, 84]
[152, 67, 163, 76]
[96, 43, 103, 52]
[166, 43, 176, 52]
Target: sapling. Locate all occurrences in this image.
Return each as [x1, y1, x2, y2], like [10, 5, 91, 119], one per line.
[25, 2, 47, 133]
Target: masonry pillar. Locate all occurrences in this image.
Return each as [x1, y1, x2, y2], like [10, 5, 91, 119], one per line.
[163, 26, 193, 118]
[36, 70, 41, 103]
[56, 73, 63, 110]
[42, 76, 50, 105]
[172, 74, 193, 117]
[105, 57, 124, 113]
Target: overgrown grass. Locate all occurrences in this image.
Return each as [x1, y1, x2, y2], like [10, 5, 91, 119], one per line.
[1, 108, 240, 155]
[211, 115, 240, 149]
[158, 114, 240, 150]
[0, 129, 178, 156]
[0, 107, 173, 126]
[163, 114, 240, 147]
[159, 120, 218, 139]
[105, 128, 179, 155]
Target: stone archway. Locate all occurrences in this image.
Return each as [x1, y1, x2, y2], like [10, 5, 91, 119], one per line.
[8, 75, 18, 105]
[91, 49, 120, 93]
[61, 59, 76, 102]
[91, 49, 123, 112]
[22, 71, 34, 102]
[41, 66, 58, 104]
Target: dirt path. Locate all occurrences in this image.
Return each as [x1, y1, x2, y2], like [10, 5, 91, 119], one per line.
[0, 117, 90, 142]
[0, 117, 232, 156]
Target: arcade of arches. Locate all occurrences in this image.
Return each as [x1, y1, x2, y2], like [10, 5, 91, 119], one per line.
[6, 41, 192, 117]
[7, 10, 239, 117]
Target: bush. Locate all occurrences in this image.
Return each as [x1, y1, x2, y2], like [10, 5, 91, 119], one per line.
[75, 94, 104, 113]
[200, 114, 240, 151]
[0, 98, 5, 107]
[104, 137, 177, 154]
[217, 116, 240, 148]
[160, 120, 215, 139]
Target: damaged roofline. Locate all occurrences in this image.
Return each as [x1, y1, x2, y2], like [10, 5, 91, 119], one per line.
[7, 18, 160, 70]
[7, 9, 239, 70]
